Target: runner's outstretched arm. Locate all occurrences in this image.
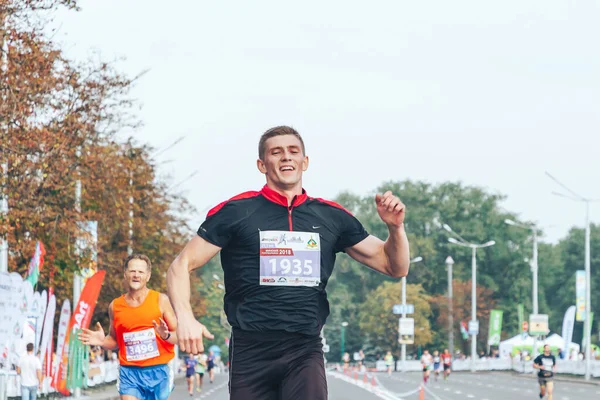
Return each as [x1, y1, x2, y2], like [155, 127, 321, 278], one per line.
[79, 302, 119, 350]
[167, 235, 219, 354]
[345, 191, 410, 278]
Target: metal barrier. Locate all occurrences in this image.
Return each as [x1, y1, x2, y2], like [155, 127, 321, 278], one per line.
[368, 358, 600, 378]
[0, 372, 8, 400]
[3, 359, 167, 398]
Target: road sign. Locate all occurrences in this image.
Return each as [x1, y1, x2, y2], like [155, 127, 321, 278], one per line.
[468, 320, 479, 335]
[393, 304, 414, 315]
[529, 314, 549, 336]
[398, 318, 414, 344]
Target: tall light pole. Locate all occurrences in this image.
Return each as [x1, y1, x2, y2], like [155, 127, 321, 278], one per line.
[401, 256, 422, 371]
[341, 321, 348, 362]
[0, 21, 9, 273]
[444, 223, 495, 372]
[505, 219, 540, 357]
[445, 256, 455, 358]
[546, 171, 599, 380]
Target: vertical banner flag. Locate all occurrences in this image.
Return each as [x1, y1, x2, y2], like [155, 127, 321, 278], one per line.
[488, 310, 504, 346]
[52, 299, 71, 389]
[25, 241, 46, 287]
[562, 306, 576, 354]
[39, 293, 56, 378]
[576, 270, 586, 321]
[589, 312, 595, 349]
[460, 321, 469, 340]
[56, 270, 105, 395]
[35, 290, 47, 353]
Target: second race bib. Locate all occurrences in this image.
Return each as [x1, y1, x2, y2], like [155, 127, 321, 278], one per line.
[259, 231, 321, 287]
[123, 327, 160, 362]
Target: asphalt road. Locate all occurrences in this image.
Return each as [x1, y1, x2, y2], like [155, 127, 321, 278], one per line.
[169, 371, 390, 400]
[377, 370, 600, 400]
[166, 370, 600, 400]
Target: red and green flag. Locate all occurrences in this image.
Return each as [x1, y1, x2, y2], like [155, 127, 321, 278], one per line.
[25, 241, 46, 287]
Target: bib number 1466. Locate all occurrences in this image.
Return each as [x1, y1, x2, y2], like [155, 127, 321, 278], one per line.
[269, 258, 313, 275]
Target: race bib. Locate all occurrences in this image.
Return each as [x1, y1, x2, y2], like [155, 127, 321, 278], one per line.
[123, 328, 160, 361]
[259, 231, 321, 287]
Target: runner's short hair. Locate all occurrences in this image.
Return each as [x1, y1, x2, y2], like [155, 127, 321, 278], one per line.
[123, 254, 152, 272]
[258, 126, 305, 160]
[26, 343, 34, 352]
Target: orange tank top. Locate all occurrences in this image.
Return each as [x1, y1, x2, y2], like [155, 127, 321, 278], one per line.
[113, 289, 174, 367]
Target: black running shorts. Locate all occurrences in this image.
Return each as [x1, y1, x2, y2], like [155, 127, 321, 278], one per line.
[538, 374, 553, 387]
[228, 328, 327, 400]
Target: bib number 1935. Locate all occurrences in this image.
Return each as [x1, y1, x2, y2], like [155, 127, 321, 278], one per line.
[259, 231, 321, 287]
[269, 258, 313, 275]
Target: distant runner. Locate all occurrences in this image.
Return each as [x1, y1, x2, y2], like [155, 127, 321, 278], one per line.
[432, 350, 441, 381]
[441, 348, 452, 380]
[533, 345, 556, 400]
[384, 351, 394, 376]
[206, 350, 216, 384]
[421, 350, 433, 384]
[185, 354, 197, 396]
[195, 353, 207, 392]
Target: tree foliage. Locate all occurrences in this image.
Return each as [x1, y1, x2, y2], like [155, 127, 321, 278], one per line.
[1, 0, 201, 330]
[358, 282, 432, 356]
[325, 180, 598, 359]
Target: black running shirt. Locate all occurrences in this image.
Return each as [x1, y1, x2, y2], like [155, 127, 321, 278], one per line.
[534, 354, 556, 378]
[198, 185, 369, 336]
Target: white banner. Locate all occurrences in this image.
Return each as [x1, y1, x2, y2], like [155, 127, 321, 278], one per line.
[36, 290, 48, 352]
[0, 273, 11, 344]
[39, 294, 56, 378]
[562, 305, 576, 355]
[52, 299, 71, 386]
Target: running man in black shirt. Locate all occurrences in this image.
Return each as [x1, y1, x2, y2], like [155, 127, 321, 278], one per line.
[533, 345, 556, 400]
[167, 125, 411, 400]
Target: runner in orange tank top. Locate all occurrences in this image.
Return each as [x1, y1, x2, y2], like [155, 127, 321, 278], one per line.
[79, 254, 212, 400]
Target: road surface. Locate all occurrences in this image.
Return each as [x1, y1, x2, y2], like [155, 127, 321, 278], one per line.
[378, 370, 600, 400]
[166, 370, 600, 400]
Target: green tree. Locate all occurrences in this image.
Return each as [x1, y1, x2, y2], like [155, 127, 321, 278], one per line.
[542, 225, 600, 345]
[328, 181, 539, 351]
[430, 280, 498, 354]
[357, 281, 432, 358]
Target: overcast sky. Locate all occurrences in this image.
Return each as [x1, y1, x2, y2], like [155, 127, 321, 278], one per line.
[52, 0, 600, 244]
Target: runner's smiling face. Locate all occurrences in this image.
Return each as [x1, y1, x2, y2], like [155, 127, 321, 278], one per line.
[124, 258, 151, 291]
[257, 135, 308, 191]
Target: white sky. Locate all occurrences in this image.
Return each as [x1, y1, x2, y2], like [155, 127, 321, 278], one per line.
[52, 0, 600, 244]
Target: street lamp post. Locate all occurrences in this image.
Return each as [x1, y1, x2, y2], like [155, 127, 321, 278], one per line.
[505, 219, 540, 357]
[1, 26, 9, 273]
[444, 224, 495, 372]
[401, 256, 422, 371]
[341, 321, 348, 363]
[546, 172, 598, 380]
[445, 256, 455, 358]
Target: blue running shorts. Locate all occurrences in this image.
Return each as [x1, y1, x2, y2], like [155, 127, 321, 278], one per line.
[117, 364, 174, 400]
